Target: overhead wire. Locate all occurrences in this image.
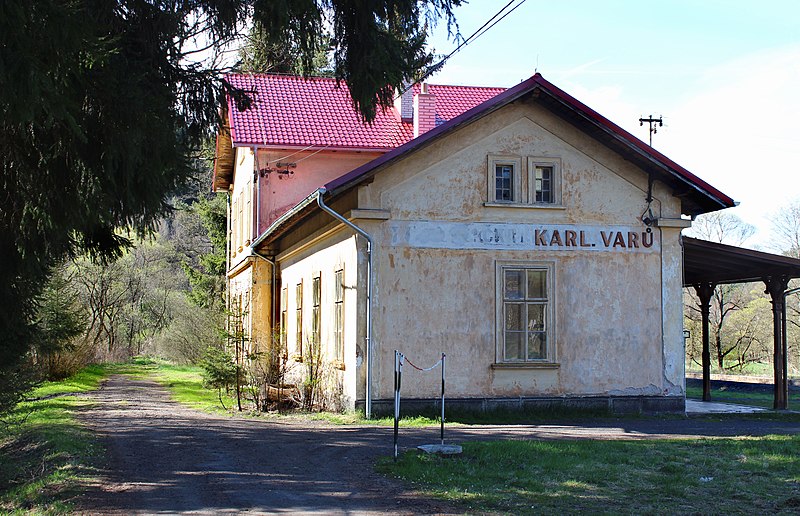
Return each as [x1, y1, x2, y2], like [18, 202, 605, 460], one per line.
[251, 0, 528, 167]
[400, 0, 528, 96]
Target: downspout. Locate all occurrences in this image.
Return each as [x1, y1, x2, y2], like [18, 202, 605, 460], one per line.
[254, 150, 260, 243]
[316, 187, 374, 419]
[226, 190, 232, 339]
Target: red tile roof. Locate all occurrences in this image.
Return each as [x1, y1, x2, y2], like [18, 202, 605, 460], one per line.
[224, 74, 504, 149]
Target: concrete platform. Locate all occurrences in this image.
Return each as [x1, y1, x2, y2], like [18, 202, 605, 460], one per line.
[685, 399, 767, 414]
[417, 444, 463, 455]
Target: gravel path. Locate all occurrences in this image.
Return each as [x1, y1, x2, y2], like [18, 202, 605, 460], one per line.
[76, 375, 800, 515]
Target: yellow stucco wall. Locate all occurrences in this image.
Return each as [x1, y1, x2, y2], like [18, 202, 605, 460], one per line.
[263, 95, 691, 410]
[278, 229, 363, 407]
[356, 98, 686, 401]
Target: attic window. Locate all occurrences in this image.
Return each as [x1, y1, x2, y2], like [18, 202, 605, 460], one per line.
[495, 164, 514, 201]
[487, 155, 522, 203]
[528, 158, 561, 206]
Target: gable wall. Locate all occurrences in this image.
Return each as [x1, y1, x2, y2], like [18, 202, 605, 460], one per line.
[359, 99, 685, 402]
[256, 149, 382, 233]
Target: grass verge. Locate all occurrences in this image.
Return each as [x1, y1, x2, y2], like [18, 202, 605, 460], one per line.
[147, 362, 238, 414]
[0, 366, 109, 514]
[686, 384, 800, 409]
[379, 436, 800, 514]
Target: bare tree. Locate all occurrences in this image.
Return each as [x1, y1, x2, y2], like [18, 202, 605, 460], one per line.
[770, 199, 800, 258]
[769, 199, 800, 374]
[686, 211, 756, 245]
[684, 210, 761, 371]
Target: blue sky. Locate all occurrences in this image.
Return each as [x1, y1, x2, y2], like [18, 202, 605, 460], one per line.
[427, 0, 800, 249]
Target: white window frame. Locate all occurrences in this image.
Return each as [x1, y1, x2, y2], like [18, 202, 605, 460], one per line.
[495, 261, 556, 364]
[280, 287, 288, 353]
[333, 268, 345, 365]
[311, 273, 321, 350]
[295, 281, 303, 360]
[527, 157, 562, 206]
[487, 155, 522, 204]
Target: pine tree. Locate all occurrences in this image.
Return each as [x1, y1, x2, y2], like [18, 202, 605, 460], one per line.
[0, 0, 460, 405]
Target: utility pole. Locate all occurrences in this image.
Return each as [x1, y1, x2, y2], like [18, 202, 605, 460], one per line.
[639, 115, 663, 146]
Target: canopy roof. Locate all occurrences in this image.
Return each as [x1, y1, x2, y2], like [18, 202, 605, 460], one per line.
[683, 237, 800, 286]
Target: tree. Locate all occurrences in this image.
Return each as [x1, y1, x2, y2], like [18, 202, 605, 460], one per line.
[0, 0, 461, 396]
[685, 211, 756, 246]
[769, 199, 800, 374]
[237, 22, 334, 76]
[684, 211, 760, 370]
[770, 199, 800, 258]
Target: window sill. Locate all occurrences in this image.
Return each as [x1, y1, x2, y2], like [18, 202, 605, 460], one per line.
[484, 202, 565, 210]
[491, 362, 560, 370]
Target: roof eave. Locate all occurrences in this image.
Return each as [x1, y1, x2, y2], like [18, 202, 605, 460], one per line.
[530, 75, 735, 216]
[322, 74, 735, 216]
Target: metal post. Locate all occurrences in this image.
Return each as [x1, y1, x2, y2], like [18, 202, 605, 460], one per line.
[440, 353, 446, 446]
[393, 351, 401, 460]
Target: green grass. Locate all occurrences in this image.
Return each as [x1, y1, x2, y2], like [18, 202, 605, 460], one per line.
[0, 369, 108, 514]
[147, 363, 238, 414]
[686, 384, 800, 409]
[379, 436, 800, 514]
[303, 411, 442, 427]
[0, 357, 208, 514]
[685, 361, 780, 377]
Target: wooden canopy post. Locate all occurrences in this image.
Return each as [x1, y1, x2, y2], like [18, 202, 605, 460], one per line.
[693, 282, 715, 402]
[765, 276, 790, 410]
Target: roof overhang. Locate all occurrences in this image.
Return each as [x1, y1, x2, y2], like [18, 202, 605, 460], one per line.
[683, 237, 800, 286]
[248, 73, 738, 248]
[212, 110, 234, 192]
[323, 74, 735, 218]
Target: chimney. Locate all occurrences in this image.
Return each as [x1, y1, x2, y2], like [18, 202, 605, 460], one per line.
[413, 83, 436, 138]
[394, 82, 414, 122]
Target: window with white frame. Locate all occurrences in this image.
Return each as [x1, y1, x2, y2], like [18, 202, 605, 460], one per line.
[333, 269, 344, 363]
[295, 281, 303, 359]
[498, 263, 554, 362]
[311, 275, 321, 350]
[280, 287, 288, 352]
[487, 155, 522, 203]
[528, 157, 561, 205]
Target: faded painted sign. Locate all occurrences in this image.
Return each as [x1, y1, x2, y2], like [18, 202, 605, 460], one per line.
[388, 221, 659, 252]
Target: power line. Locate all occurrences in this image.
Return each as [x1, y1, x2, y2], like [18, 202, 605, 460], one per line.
[401, 0, 528, 95]
[259, 0, 529, 166]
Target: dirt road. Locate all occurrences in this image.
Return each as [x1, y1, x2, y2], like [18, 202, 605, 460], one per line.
[77, 375, 800, 515]
[77, 375, 455, 515]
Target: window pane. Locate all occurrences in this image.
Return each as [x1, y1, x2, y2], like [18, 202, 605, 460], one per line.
[495, 164, 513, 201]
[535, 166, 553, 203]
[527, 332, 546, 359]
[527, 303, 545, 332]
[527, 270, 547, 299]
[505, 303, 523, 330]
[312, 276, 320, 305]
[334, 270, 343, 301]
[504, 332, 524, 361]
[504, 269, 524, 300]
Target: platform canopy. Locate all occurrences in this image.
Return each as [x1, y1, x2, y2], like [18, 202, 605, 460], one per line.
[683, 236, 800, 409]
[684, 237, 800, 286]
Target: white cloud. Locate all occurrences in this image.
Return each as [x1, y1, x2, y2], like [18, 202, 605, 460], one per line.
[655, 45, 800, 247]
